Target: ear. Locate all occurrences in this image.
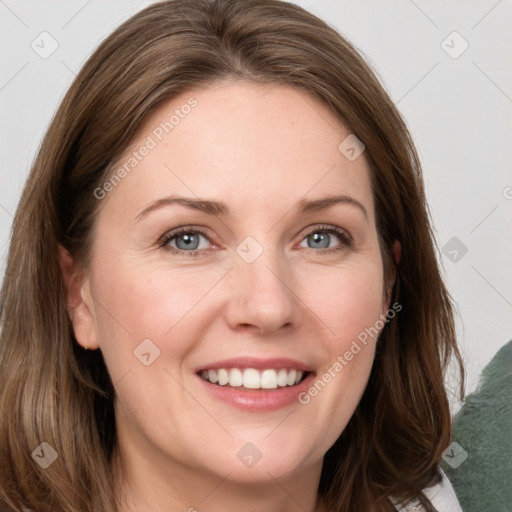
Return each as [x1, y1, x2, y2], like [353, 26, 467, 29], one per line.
[384, 240, 401, 310]
[58, 245, 100, 350]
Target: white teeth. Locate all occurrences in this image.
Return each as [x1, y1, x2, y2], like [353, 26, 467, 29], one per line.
[260, 369, 278, 389]
[287, 369, 297, 386]
[229, 368, 243, 387]
[200, 367, 307, 389]
[243, 368, 260, 389]
[217, 368, 229, 386]
[277, 368, 288, 387]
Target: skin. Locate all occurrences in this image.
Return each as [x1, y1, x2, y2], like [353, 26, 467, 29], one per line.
[62, 80, 399, 512]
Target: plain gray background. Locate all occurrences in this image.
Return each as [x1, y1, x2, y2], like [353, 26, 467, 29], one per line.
[1, 0, 511, 411]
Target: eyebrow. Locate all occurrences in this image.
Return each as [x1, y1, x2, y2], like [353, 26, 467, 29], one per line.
[136, 194, 368, 221]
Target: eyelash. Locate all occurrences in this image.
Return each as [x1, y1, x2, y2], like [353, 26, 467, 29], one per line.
[159, 224, 352, 257]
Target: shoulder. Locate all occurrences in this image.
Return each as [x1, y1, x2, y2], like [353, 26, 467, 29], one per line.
[390, 468, 463, 512]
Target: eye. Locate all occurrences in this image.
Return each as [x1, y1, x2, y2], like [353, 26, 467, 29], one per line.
[160, 227, 214, 256]
[298, 225, 352, 254]
[159, 224, 352, 257]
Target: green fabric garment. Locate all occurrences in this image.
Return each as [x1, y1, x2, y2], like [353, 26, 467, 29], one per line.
[443, 339, 512, 512]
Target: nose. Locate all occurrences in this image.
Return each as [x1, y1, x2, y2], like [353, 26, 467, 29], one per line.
[222, 243, 302, 336]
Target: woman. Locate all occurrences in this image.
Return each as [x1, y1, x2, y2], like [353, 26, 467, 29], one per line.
[0, 1, 465, 511]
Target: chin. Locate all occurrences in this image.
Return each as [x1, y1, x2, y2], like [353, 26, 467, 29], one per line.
[196, 434, 319, 484]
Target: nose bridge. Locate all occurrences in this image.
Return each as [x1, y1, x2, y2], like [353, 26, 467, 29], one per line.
[226, 233, 299, 333]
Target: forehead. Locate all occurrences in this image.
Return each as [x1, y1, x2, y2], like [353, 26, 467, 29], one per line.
[102, 80, 375, 223]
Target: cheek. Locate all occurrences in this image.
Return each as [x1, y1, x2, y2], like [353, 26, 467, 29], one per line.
[293, 257, 385, 451]
[300, 256, 386, 349]
[88, 255, 229, 378]
[334, 273, 385, 348]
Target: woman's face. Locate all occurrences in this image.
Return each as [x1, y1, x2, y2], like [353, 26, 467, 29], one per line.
[72, 80, 394, 490]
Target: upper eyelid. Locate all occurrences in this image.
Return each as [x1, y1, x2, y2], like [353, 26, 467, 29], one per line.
[298, 225, 351, 243]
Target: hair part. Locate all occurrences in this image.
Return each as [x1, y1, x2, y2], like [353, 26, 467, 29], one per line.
[0, 1, 464, 511]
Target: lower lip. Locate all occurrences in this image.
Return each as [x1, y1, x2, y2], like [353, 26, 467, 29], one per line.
[196, 372, 316, 411]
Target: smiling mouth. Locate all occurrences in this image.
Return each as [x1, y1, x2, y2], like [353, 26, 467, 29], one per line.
[198, 367, 310, 390]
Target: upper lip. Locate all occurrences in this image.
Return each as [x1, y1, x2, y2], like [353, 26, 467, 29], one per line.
[195, 357, 314, 373]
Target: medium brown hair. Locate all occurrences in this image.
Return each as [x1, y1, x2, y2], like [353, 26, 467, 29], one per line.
[0, 1, 464, 510]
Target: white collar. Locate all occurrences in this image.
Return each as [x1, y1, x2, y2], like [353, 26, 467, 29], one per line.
[390, 468, 463, 511]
